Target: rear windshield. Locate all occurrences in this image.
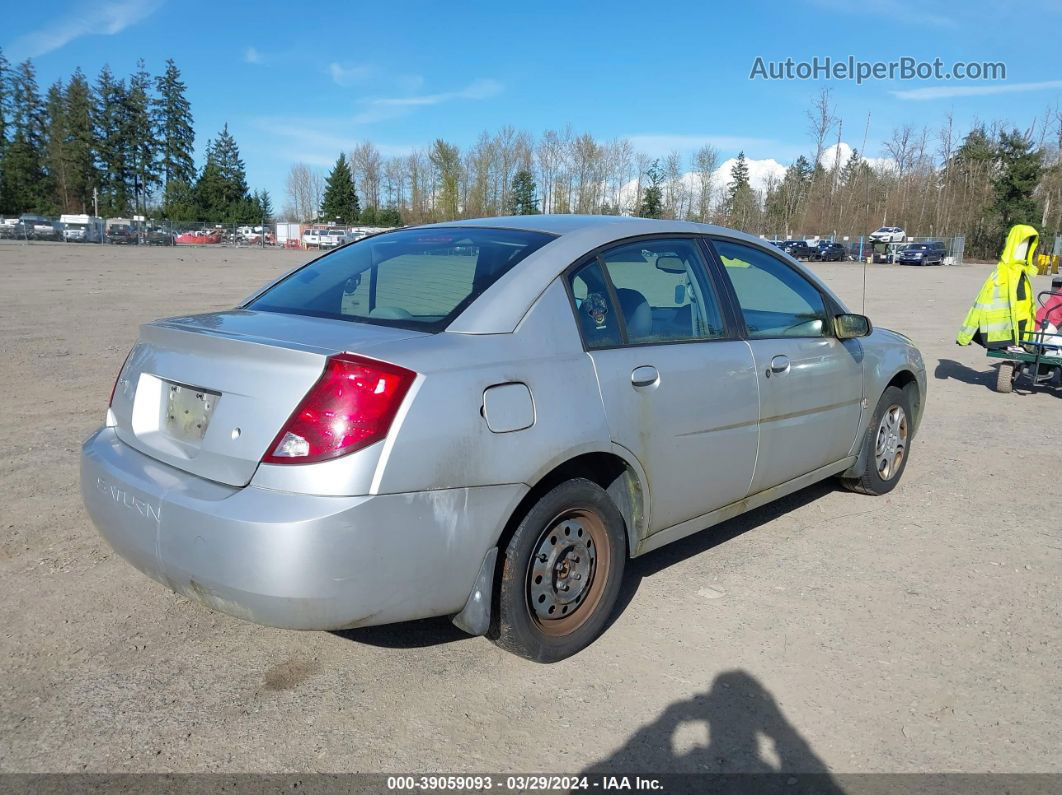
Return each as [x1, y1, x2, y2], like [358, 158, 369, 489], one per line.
[248, 226, 554, 331]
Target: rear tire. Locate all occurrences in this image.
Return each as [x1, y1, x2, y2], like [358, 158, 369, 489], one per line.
[842, 386, 912, 496]
[995, 361, 1015, 393]
[489, 478, 626, 663]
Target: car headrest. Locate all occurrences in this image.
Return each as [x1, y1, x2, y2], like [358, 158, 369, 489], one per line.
[472, 244, 514, 294]
[615, 288, 652, 340]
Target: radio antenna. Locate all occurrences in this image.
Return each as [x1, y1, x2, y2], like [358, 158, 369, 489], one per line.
[860, 112, 872, 314]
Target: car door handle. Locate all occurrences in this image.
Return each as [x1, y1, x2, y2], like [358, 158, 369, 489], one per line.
[631, 365, 659, 388]
[766, 355, 791, 377]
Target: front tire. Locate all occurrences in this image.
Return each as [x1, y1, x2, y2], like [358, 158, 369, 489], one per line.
[489, 479, 626, 662]
[842, 386, 912, 496]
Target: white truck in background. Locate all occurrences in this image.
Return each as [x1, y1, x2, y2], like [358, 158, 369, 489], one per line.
[60, 214, 104, 243]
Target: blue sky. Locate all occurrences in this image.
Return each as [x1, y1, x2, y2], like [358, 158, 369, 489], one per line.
[6, 0, 1062, 203]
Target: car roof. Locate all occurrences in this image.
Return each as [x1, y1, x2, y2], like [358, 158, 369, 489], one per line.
[422, 215, 848, 334]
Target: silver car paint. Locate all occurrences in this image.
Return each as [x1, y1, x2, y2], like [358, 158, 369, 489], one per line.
[82, 215, 926, 632]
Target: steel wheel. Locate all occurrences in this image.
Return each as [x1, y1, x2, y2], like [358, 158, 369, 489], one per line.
[526, 508, 610, 637]
[874, 404, 908, 481]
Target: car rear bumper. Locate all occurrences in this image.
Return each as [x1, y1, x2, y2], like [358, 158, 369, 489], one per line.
[81, 427, 525, 630]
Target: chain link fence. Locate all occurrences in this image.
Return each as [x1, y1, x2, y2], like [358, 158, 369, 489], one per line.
[0, 215, 395, 249]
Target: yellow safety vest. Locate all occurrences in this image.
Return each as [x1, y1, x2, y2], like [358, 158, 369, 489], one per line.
[956, 224, 1039, 348]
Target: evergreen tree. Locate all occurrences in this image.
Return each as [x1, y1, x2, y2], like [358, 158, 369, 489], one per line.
[63, 68, 97, 213]
[638, 159, 664, 218]
[256, 189, 274, 223]
[160, 178, 197, 221]
[0, 47, 9, 155]
[765, 154, 813, 233]
[43, 80, 66, 212]
[125, 59, 157, 210]
[507, 169, 539, 214]
[0, 60, 48, 213]
[153, 58, 194, 186]
[376, 206, 402, 226]
[94, 65, 131, 215]
[992, 129, 1042, 238]
[320, 153, 360, 223]
[194, 124, 250, 220]
[724, 151, 757, 230]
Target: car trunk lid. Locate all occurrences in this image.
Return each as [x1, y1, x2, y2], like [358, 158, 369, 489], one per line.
[110, 309, 425, 486]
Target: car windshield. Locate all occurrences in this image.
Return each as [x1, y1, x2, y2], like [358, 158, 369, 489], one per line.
[249, 226, 554, 331]
[906, 244, 928, 250]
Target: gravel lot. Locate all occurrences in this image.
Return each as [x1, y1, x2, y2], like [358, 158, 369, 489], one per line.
[1, 242, 1059, 775]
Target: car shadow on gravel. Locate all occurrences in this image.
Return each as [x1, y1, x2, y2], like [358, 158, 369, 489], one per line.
[581, 669, 843, 787]
[333, 480, 840, 651]
[331, 616, 471, 649]
[609, 480, 837, 632]
[934, 357, 996, 391]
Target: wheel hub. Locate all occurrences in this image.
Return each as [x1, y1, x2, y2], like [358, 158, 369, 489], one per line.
[529, 518, 597, 619]
[874, 405, 908, 480]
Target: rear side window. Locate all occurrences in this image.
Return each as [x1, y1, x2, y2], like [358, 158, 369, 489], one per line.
[713, 240, 829, 339]
[249, 227, 554, 331]
[599, 239, 725, 343]
[568, 260, 623, 349]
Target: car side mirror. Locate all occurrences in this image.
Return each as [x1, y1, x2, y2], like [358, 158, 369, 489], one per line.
[835, 313, 872, 339]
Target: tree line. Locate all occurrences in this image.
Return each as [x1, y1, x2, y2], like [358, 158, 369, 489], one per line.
[289, 90, 1058, 259]
[0, 50, 271, 223]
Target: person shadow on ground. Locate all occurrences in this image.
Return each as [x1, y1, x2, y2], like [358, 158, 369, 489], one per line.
[582, 670, 844, 793]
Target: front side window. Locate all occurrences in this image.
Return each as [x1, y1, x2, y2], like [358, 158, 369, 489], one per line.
[713, 239, 830, 339]
[249, 227, 554, 331]
[598, 239, 725, 344]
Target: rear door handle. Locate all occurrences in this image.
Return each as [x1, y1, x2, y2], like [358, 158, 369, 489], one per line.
[631, 365, 659, 388]
[767, 355, 791, 377]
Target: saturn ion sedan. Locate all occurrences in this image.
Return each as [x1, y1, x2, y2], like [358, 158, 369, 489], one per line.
[81, 215, 926, 662]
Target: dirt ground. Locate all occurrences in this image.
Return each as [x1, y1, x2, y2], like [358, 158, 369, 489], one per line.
[0, 241, 1059, 775]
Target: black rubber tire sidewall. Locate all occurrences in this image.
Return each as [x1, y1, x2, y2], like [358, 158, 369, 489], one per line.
[846, 385, 913, 496]
[995, 362, 1015, 394]
[489, 478, 626, 663]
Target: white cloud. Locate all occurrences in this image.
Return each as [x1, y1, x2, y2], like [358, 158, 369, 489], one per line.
[714, 156, 788, 194]
[244, 46, 264, 65]
[372, 78, 504, 107]
[891, 80, 1062, 100]
[5, 0, 163, 59]
[328, 62, 375, 87]
[251, 117, 415, 166]
[819, 141, 895, 172]
[351, 78, 503, 124]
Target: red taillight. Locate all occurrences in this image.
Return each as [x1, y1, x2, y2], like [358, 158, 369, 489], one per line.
[262, 354, 415, 465]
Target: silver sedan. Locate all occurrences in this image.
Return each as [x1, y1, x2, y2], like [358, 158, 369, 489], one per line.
[81, 215, 926, 662]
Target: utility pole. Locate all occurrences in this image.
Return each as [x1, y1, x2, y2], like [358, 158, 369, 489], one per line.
[92, 187, 98, 218]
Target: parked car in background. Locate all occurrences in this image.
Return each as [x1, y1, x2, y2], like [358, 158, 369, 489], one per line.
[1, 218, 27, 239]
[897, 241, 946, 266]
[781, 240, 816, 259]
[813, 241, 847, 262]
[870, 226, 906, 243]
[82, 216, 926, 662]
[107, 224, 139, 245]
[145, 226, 175, 246]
